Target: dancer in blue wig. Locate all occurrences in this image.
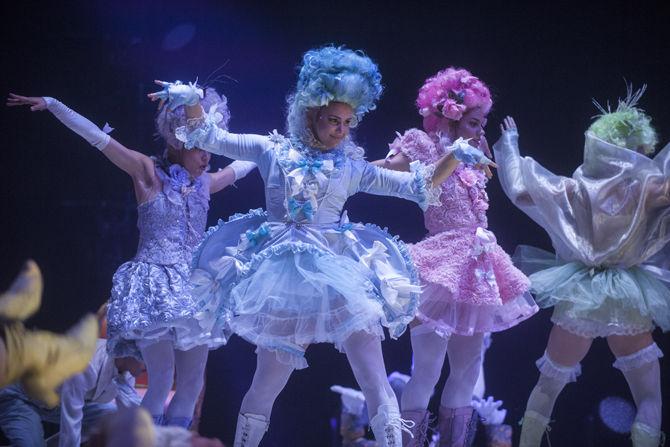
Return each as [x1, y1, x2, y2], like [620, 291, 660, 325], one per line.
[150, 45, 493, 446]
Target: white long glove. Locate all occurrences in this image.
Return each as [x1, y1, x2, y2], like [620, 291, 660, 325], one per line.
[227, 160, 257, 181]
[44, 97, 112, 150]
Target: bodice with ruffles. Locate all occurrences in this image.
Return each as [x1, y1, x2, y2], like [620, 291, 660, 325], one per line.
[388, 129, 489, 235]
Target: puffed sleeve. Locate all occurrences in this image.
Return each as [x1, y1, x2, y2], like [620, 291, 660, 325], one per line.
[386, 128, 439, 163]
[175, 111, 272, 163]
[354, 159, 441, 211]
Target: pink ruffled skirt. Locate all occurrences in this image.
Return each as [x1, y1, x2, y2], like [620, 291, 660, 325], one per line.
[409, 226, 538, 336]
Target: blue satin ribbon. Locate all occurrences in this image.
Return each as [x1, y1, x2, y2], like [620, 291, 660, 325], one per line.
[245, 223, 271, 247]
[287, 197, 314, 221]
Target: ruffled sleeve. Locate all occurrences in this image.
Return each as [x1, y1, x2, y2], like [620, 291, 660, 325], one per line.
[387, 128, 438, 163]
[174, 109, 270, 162]
[354, 159, 442, 211]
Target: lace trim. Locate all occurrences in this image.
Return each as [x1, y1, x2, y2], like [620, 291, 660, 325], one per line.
[613, 343, 663, 371]
[552, 313, 654, 338]
[535, 352, 581, 383]
[175, 104, 225, 150]
[409, 160, 442, 211]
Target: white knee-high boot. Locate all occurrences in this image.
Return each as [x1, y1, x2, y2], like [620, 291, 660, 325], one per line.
[233, 413, 269, 447]
[369, 404, 415, 447]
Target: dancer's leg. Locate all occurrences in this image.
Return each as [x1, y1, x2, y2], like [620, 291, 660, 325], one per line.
[440, 332, 484, 408]
[437, 332, 484, 446]
[234, 348, 294, 446]
[608, 332, 663, 446]
[239, 348, 294, 419]
[401, 324, 449, 411]
[165, 344, 209, 426]
[342, 331, 408, 446]
[139, 340, 175, 421]
[341, 331, 396, 419]
[520, 324, 592, 447]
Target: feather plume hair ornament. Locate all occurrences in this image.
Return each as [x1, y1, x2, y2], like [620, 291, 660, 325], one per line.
[589, 83, 658, 154]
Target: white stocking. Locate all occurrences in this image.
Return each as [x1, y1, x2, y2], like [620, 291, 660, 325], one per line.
[613, 343, 663, 430]
[341, 331, 397, 420]
[166, 344, 209, 420]
[239, 348, 294, 419]
[139, 340, 176, 418]
[441, 333, 484, 408]
[525, 352, 581, 420]
[401, 325, 449, 411]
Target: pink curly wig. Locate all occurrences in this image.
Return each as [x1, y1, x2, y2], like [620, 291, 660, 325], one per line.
[416, 67, 492, 134]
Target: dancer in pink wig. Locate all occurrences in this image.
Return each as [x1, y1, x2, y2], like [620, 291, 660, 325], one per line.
[375, 67, 538, 446]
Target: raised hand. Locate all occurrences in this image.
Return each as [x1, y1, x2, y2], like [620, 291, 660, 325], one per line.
[147, 80, 203, 110]
[6, 93, 47, 112]
[472, 395, 507, 425]
[500, 116, 517, 133]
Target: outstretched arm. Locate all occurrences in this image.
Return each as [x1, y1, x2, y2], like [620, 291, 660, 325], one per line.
[372, 135, 494, 179]
[209, 160, 257, 194]
[7, 94, 157, 198]
[148, 80, 267, 161]
[371, 152, 412, 171]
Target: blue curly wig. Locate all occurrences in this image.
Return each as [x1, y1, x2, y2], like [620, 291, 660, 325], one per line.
[286, 46, 383, 141]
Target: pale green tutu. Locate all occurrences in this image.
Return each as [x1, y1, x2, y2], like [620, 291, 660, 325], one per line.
[515, 246, 670, 336]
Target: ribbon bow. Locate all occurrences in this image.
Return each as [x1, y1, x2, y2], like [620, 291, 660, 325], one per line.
[286, 149, 334, 195]
[245, 223, 271, 247]
[475, 267, 498, 289]
[287, 197, 315, 222]
[471, 227, 497, 258]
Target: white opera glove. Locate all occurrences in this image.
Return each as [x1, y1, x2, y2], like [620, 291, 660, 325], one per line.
[44, 97, 112, 150]
[227, 160, 257, 181]
[330, 385, 366, 415]
[151, 80, 203, 110]
[472, 396, 507, 425]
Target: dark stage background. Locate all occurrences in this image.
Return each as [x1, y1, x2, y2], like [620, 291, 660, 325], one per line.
[2, 1, 669, 446]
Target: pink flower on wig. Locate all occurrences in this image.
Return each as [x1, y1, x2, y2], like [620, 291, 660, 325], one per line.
[416, 67, 493, 133]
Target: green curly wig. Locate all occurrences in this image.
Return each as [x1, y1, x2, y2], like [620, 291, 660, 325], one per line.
[588, 84, 658, 154]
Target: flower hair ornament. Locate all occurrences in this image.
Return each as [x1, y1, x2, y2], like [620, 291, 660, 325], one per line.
[589, 83, 658, 154]
[416, 67, 492, 134]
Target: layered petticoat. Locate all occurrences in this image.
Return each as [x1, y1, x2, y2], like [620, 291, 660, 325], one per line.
[191, 210, 420, 369]
[515, 246, 670, 337]
[106, 261, 227, 359]
[409, 227, 537, 337]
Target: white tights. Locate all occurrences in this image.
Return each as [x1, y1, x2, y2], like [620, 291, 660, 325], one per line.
[401, 326, 484, 411]
[139, 341, 209, 419]
[239, 348, 295, 419]
[614, 343, 663, 430]
[239, 331, 396, 421]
